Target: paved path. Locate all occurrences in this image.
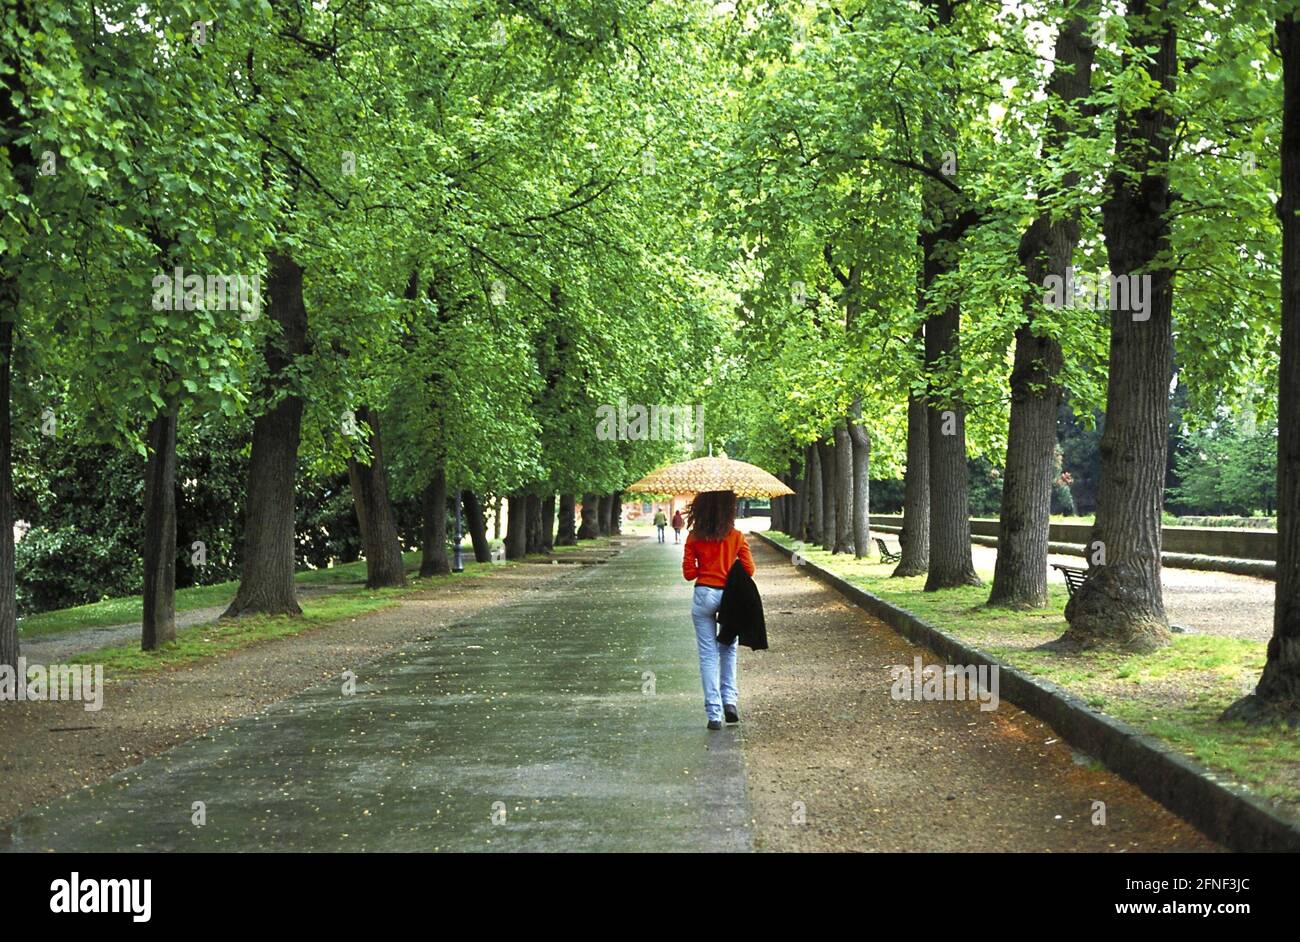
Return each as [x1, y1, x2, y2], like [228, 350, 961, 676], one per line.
[4, 528, 1218, 853]
[4, 542, 750, 852]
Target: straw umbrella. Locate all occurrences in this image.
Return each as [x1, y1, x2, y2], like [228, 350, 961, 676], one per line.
[627, 456, 794, 499]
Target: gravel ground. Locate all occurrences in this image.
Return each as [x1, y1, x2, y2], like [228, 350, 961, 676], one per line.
[972, 545, 1274, 641]
[0, 559, 598, 828]
[738, 537, 1221, 853]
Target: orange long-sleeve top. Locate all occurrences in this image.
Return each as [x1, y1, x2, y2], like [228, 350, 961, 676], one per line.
[682, 528, 755, 589]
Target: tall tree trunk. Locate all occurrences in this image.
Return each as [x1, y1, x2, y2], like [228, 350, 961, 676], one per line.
[805, 444, 821, 544]
[771, 477, 785, 534]
[141, 404, 179, 650]
[913, 0, 976, 590]
[347, 406, 407, 589]
[1224, 12, 1300, 720]
[988, 310, 1061, 607]
[833, 422, 853, 553]
[923, 254, 980, 590]
[541, 494, 556, 550]
[817, 438, 836, 549]
[504, 493, 527, 559]
[462, 489, 492, 563]
[597, 493, 613, 536]
[989, 8, 1095, 608]
[789, 458, 804, 539]
[847, 400, 871, 559]
[556, 493, 578, 545]
[1062, 0, 1175, 651]
[420, 469, 450, 576]
[225, 252, 308, 618]
[525, 493, 543, 554]
[577, 493, 600, 539]
[896, 396, 931, 575]
[610, 492, 622, 535]
[493, 497, 502, 539]
[895, 352, 931, 577]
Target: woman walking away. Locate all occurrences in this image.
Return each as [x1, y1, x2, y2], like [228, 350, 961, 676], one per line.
[671, 509, 685, 543]
[682, 490, 754, 730]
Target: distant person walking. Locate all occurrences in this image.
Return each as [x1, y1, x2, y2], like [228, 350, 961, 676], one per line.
[671, 509, 685, 543]
[682, 490, 754, 730]
[653, 508, 668, 543]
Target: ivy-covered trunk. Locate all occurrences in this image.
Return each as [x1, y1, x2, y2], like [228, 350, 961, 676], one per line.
[420, 469, 450, 576]
[141, 403, 178, 650]
[0, 12, 27, 669]
[225, 252, 307, 618]
[610, 492, 622, 535]
[1224, 12, 1300, 720]
[348, 406, 407, 589]
[462, 489, 492, 563]
[1062, 0, 1175, 651]
[847, 402, 871, 559]
[989, 7, 1094, 609]
[556, 493, 578, 545]
[577, 493, 600, 539]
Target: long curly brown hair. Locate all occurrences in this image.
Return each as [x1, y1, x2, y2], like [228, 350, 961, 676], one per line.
[687, 490, 737, 541]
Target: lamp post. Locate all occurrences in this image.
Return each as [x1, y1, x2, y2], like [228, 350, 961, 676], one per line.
[453, 498, 464, 573]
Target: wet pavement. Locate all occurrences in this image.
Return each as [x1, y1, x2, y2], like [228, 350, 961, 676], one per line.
[3, 540, 751, 852]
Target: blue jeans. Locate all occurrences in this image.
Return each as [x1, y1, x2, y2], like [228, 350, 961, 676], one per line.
[691, 584, 737, 722]
[656, 524, 666, 542]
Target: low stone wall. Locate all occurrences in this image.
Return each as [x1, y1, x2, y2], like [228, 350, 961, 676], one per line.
[871, 515, 1276, 563]
[1176, 516, 1277, 529]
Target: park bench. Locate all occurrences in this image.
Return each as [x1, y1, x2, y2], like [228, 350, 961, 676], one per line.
[875, 538, 902, 564]
[1049, 563, 1186, 632]
[1052, 563, 1088, 597]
